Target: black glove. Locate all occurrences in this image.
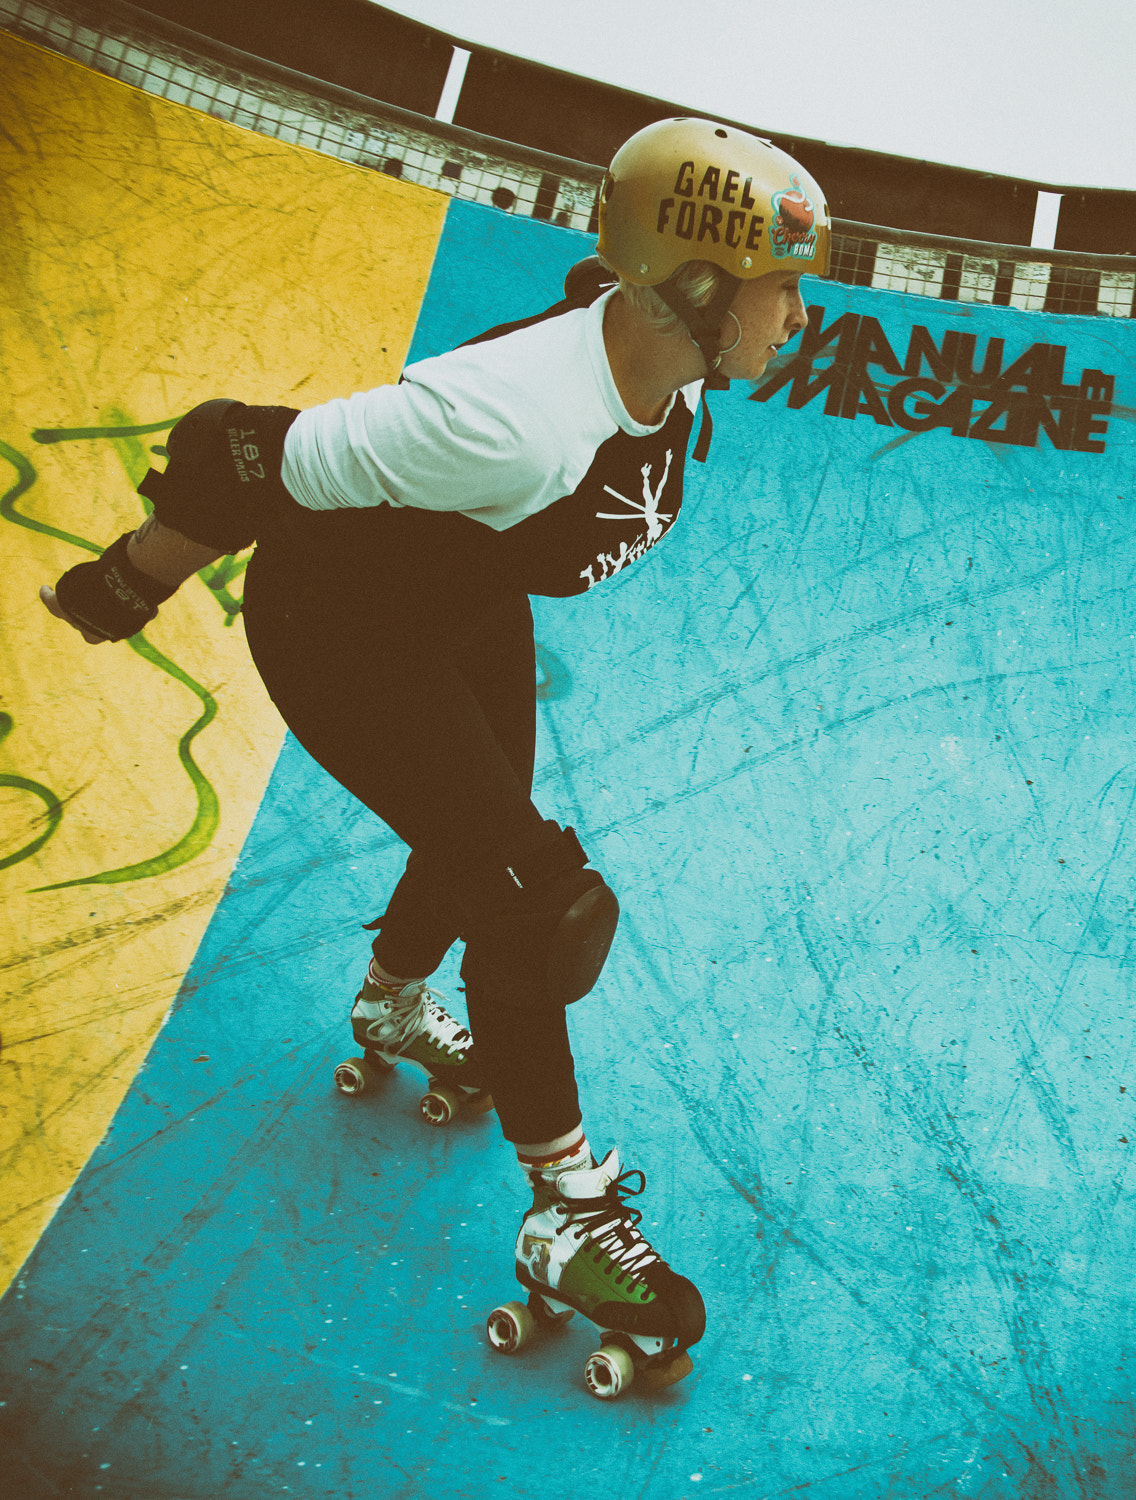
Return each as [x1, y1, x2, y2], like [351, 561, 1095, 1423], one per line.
[53, 532, 177, 642]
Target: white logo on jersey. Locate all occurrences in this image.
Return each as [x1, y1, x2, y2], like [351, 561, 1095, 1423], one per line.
[581, 450, 675, 590]
[596, 450, 674, 540]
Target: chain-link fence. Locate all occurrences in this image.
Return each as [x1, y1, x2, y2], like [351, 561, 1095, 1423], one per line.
[3, 0, 1133, 318]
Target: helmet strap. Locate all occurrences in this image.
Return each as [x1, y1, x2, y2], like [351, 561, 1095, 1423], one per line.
[654, 271, 741, 389]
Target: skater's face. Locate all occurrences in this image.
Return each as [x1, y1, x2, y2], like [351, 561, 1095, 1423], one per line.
[716, 270, 808, 381]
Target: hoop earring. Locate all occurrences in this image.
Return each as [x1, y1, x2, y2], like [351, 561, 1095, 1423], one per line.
[718, 310, 742, 356]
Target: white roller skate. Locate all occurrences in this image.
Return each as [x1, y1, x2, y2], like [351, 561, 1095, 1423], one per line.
[332, 961, 492, 1127]
[486, 1150, 705, 1399]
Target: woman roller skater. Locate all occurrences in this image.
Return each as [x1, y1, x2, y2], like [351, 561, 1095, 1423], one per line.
[42, 119, 829, 1397]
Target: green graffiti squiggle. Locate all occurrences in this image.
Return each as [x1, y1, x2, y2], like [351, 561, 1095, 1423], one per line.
[0, 439, 99, 551]
[201, 552, 247, 626]
[31, 418, 182, 445]
[0, 712, 64, 871]
[33, 635, 220, 890]
[1, 435, 222, 888]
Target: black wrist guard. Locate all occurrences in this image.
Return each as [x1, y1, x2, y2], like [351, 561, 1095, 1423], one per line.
[54, 531, 177, 642]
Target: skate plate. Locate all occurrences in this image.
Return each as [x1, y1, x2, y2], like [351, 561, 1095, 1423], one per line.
[485, 1290, 694, 1401]
[332, 1048, 493, 1127]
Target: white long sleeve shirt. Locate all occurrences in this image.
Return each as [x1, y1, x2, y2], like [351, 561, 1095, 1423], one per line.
[281, 289, 701, 535]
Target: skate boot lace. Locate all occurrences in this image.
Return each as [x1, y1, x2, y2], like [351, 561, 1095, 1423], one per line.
[366, 985, 472, 1058]
[566, 1169, 660, 1284]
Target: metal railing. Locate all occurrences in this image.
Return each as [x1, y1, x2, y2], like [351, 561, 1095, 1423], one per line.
[831, 220, 1134, 319]
[3, 0, 1132, 318]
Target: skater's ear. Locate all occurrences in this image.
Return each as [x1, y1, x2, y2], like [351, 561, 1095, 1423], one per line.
[564, 256, 617, 305]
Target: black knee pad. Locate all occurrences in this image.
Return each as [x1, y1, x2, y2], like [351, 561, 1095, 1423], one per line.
[458, 824, 619, 1007]
[544, 864, 620, 1005]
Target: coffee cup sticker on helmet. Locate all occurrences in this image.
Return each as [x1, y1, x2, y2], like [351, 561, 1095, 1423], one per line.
[770, 180, 820, 260]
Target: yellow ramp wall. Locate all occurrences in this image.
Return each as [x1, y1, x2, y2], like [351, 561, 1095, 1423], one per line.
[0, 32, 448, 1292]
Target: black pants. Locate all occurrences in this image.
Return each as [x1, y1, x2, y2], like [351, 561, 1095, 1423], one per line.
[151, 398, 590, 1144]
[243, 506, 585, 1146]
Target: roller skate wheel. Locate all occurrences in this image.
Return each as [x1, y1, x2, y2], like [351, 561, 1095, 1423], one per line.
[333, 1058, 369, 1096]
[486, 1301, 535, 1355]
[584, 1344, 635, 1400]
[420, 1081, 460, 1126]
[333, 1052, 392, 1096]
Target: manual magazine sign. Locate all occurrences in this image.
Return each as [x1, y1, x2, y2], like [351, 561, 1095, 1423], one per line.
[754, 303, 1116, 454]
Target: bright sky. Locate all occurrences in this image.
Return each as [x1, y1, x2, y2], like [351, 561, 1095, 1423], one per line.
[380, 0, 1136, 193]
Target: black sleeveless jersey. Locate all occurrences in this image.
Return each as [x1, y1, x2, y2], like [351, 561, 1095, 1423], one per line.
[251, 289, 700, 612]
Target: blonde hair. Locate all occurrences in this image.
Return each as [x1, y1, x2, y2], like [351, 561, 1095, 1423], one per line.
[601, 258, 726, 335]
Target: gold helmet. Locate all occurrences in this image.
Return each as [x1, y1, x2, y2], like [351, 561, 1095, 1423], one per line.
[597, 116, 830, 286]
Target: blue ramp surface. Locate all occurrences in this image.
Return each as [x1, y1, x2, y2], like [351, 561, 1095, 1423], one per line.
[2, 195, 1135, 1500]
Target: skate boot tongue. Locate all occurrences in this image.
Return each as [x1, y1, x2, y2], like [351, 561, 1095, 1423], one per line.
[553, 1148, 620, 1198]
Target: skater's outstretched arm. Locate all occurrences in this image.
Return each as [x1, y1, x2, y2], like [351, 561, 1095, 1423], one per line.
[40, 514, 223, 645]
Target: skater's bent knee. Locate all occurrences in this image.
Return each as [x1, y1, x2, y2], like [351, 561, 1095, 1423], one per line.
[456, 823, 620, 1006]
[547, 873, 619, 1004]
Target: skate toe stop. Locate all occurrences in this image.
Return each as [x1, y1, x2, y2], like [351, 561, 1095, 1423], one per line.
[639, 1349, 694, 1391]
